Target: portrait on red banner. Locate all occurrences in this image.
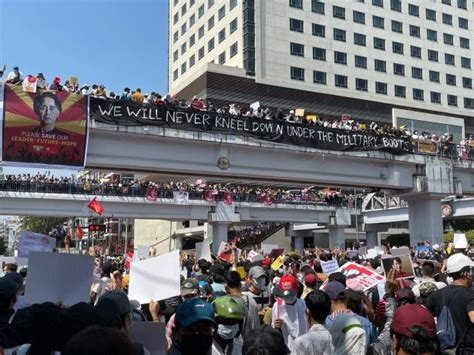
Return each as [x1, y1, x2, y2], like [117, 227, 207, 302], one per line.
[2, 84, 88, 167]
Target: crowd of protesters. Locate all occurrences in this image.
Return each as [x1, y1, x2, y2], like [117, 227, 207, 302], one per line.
[1, 236, 474, 354]
[2, 65, 473, 160]
[0, 172, 355, 207]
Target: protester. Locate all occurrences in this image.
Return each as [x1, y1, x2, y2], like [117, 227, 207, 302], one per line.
[5, 66, 22, 85]
[242, 325, 289, 355]
[132, 88, 144, 103]
[243, 266, 270, 312]
[212, 295, 246, 354]
[411, 260, 446, 298]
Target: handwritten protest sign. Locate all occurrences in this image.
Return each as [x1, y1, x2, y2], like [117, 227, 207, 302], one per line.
[320, 259, 339, 275]
[24, 252, 94, 305]
[18, 232, 55, 258]
[128, 250, 181, 304]
[271, 255, 284, 271]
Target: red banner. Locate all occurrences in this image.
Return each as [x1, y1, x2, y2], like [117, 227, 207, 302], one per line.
[2, 84, 88, 167]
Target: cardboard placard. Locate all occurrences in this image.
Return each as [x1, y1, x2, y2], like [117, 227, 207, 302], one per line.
[247, 250, 264, 262]
[381, 255, 415, 279]
[196, 241, 212, 262]
[454, 233, 468, 249]
[271, 255, 284, 271]
[18, 232, 55, 258]
[217, 242, 240, 263]
[320, 259, 339, 275]
[128, 250, 181, 304]
[269, 249, 285, 259]
[24, 252, 94, 305]
[321, 262, 385, 292]
[128, 321, 167, 355]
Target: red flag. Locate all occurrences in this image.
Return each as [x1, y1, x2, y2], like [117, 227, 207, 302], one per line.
[75, 225, 84, 240]
[224, 191, 233, 205]
[145, 186, 157, 201]
[87, 197, 104, 215]
[264, 195, 273, 205]
[204, 191, 215, 202]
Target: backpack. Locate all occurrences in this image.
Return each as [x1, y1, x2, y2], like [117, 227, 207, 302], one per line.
[436, 290, 457, 351]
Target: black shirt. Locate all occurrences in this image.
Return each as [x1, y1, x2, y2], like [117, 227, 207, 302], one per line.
[426, 285, 474, 349]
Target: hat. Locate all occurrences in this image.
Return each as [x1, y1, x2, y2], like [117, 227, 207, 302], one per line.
[278, 274, 298, 292]
[418, 282, 438, 298]
[248, 266, 266, 279]
[81, 83, 90, 89]
[391, 304, 436, 339]
[181, 278, 199, 297]
[13, 66, 19, 71]
[304, 273, 317, 287]
[262, 258, 271, 266]
[0, 276, 18, 301]
[446, 253, 473, 274]
[324, 281, 346, 300]
[242, 325, 290, 354]
[37, 73, 44, 78]
[175, 298, 216, 329]
[97, 290, 131, 315]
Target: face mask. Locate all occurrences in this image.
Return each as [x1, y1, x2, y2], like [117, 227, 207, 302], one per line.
[180, 334, 213, 355]
[217, 323, 240, 340]
[252, 277, 266, 291]
[284, 294, 297, 305]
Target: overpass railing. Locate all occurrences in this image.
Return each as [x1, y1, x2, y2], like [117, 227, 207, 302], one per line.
[362, 193, 408, 212]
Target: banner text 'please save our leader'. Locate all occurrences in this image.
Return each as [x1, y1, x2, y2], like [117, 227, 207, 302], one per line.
[90, 98, 412, 154]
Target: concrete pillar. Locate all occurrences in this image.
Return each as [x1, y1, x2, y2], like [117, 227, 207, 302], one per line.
[329, 226, 346, 249]
[294, 236, 304, 252]
[211, 222, 229, 255]
[366, 231, 378, 248]
[313, 233, 329, 249]
[406, 195, 443, 246]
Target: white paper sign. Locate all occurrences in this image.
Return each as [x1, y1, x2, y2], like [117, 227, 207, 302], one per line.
[367, 248, 378, 259]
[454, 233, 468, 249]
[134, 245, 149, 261]
[261, 244, 278, 255]
[24, 252, 94, 305]
[18, 232, 55, 258]
[128, 250, 181, 304]
[390, 246, 410, 257]
[196, 241, 212, 262]
[247, 250, 264, 262]
[320, 259, 339, 275]
[129, 322, 166, 355]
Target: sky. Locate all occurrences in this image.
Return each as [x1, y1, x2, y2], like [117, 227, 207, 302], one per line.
[0, 0, 169, 176]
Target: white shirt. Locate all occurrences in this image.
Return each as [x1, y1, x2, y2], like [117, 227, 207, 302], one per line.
[271, 299, 308, 351]
[293, 323, 334, 355]
[6, 71, 22, 82]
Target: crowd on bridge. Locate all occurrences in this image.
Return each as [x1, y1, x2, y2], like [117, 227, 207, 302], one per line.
[2, 65, 472, 160]
[0, 172, 354, 207]
[1, 234, 474, 354]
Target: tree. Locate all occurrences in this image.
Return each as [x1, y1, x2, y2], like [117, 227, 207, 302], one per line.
[385, 233, 410, 247]
[19, 216, 69, 235]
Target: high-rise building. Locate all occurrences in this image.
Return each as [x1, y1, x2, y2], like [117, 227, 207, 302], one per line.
[168, 0, 474, 136]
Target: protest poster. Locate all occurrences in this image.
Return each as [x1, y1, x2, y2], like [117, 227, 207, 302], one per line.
[454, 233, 468, 249]
[24, 252, 94, 305]
[17, 232, 55, 258]
[247, 250, 264, 263]
[1, 84, 89, 168]
[217, 241, 241, 263]
[320, 259, 339, 275]
[271, 255, 284, 271]
[390, 246, 410, 257]
[196, 241, 212, 262]
[321, 262, 385, 292]
[261, 244, 278, 255]
[269, 249, 285, 259]
[133, 245, 149, 261]
[128, 250, 181, 304]
[129, 322, 167, 355]
[381, 255, 415, 279]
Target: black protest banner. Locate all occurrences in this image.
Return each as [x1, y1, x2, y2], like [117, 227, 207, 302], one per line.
[89, 98, 412, 154]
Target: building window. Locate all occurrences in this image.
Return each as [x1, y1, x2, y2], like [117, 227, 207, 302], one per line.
[441, 0, 451, 4]
[373, 16, 384, 29]
[334, 28, 346, 42]
[290, 42, 304, 56]
[356, 78, 368, 91]
[181, 62, 187, 74]
[459, 17, 468, 29]
[460, 37, 470, 49]
[230, 0, 237, 10]
[354, 33, 366, 46]
[190, 14, 195, 27]
[426, 9, 436, 21]
[173, 49, 178, 62]
[442, 13, 452, 25]
[312, 23, 325, 37]
[374, 37, 385, 50]
[208, 16, 215, 30]
[413, 88, 424, 101]
[412, 67, 423, 79]
[208, 38, 215, 52]
[218, 51, 226, 64]
[289, 0, 303, 9]
[198, 25, 205, 39]
[410, 25, 420, 37]
[372, 0, 383, 7]
[290, 18, 304, 33]
[395, 85, 406, 97]
[230, 18, 238, 33]
[312, 0, 324, 14]
[218, 29, 226, 43]
[189, 55, 195, 67]
[410, 46, 421, 58]
[173, 31, 179, 43]
[291, 66, 305, 81]
[313, 47, 326, 61]
[333, 6, 345, 19]
[355, 55, 367, 68]
[181, 3, 187, 15]
[428, 50, 438, 62]
[230, 42, 238, 57]
[431, 92, 441, 104]
[189, 34, 195, 47]
[448, 95, 458, 106]
[334, 51, 347, 65]
[408, 4, 419, 16]
[463, 77, 473, 89]
[375, 59, 386, 72]
[427, 29, 437, 42]
[173, 69, 178, 81]
[458, 0, 467, 9]
[313, 71, 326, 84]
[444, 33, 454, 45]
[173, 12, 179, 24]
[390, 0, 401, 12]
[335, 74, 348, 88]
[392, 42, 404, 54]
[464, 98, 474, 109]
[391, 20, 402, 33]
[429, 70, 440, 83]
[446, 74, 456, 86]
[461, 57, 471, 69]
[394, 63, 405, 76]
[198, 46, 205, 59]
[198, 4, 205, 17]
[376, 82, 388, 95]
[353, 10, 365, 24]
[208, 0, 214, 8]
[181, 23, 187, 35]
[218, 5, 225, 20]
[445, 53, 455, 65]
[181, 42, 187, 54]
